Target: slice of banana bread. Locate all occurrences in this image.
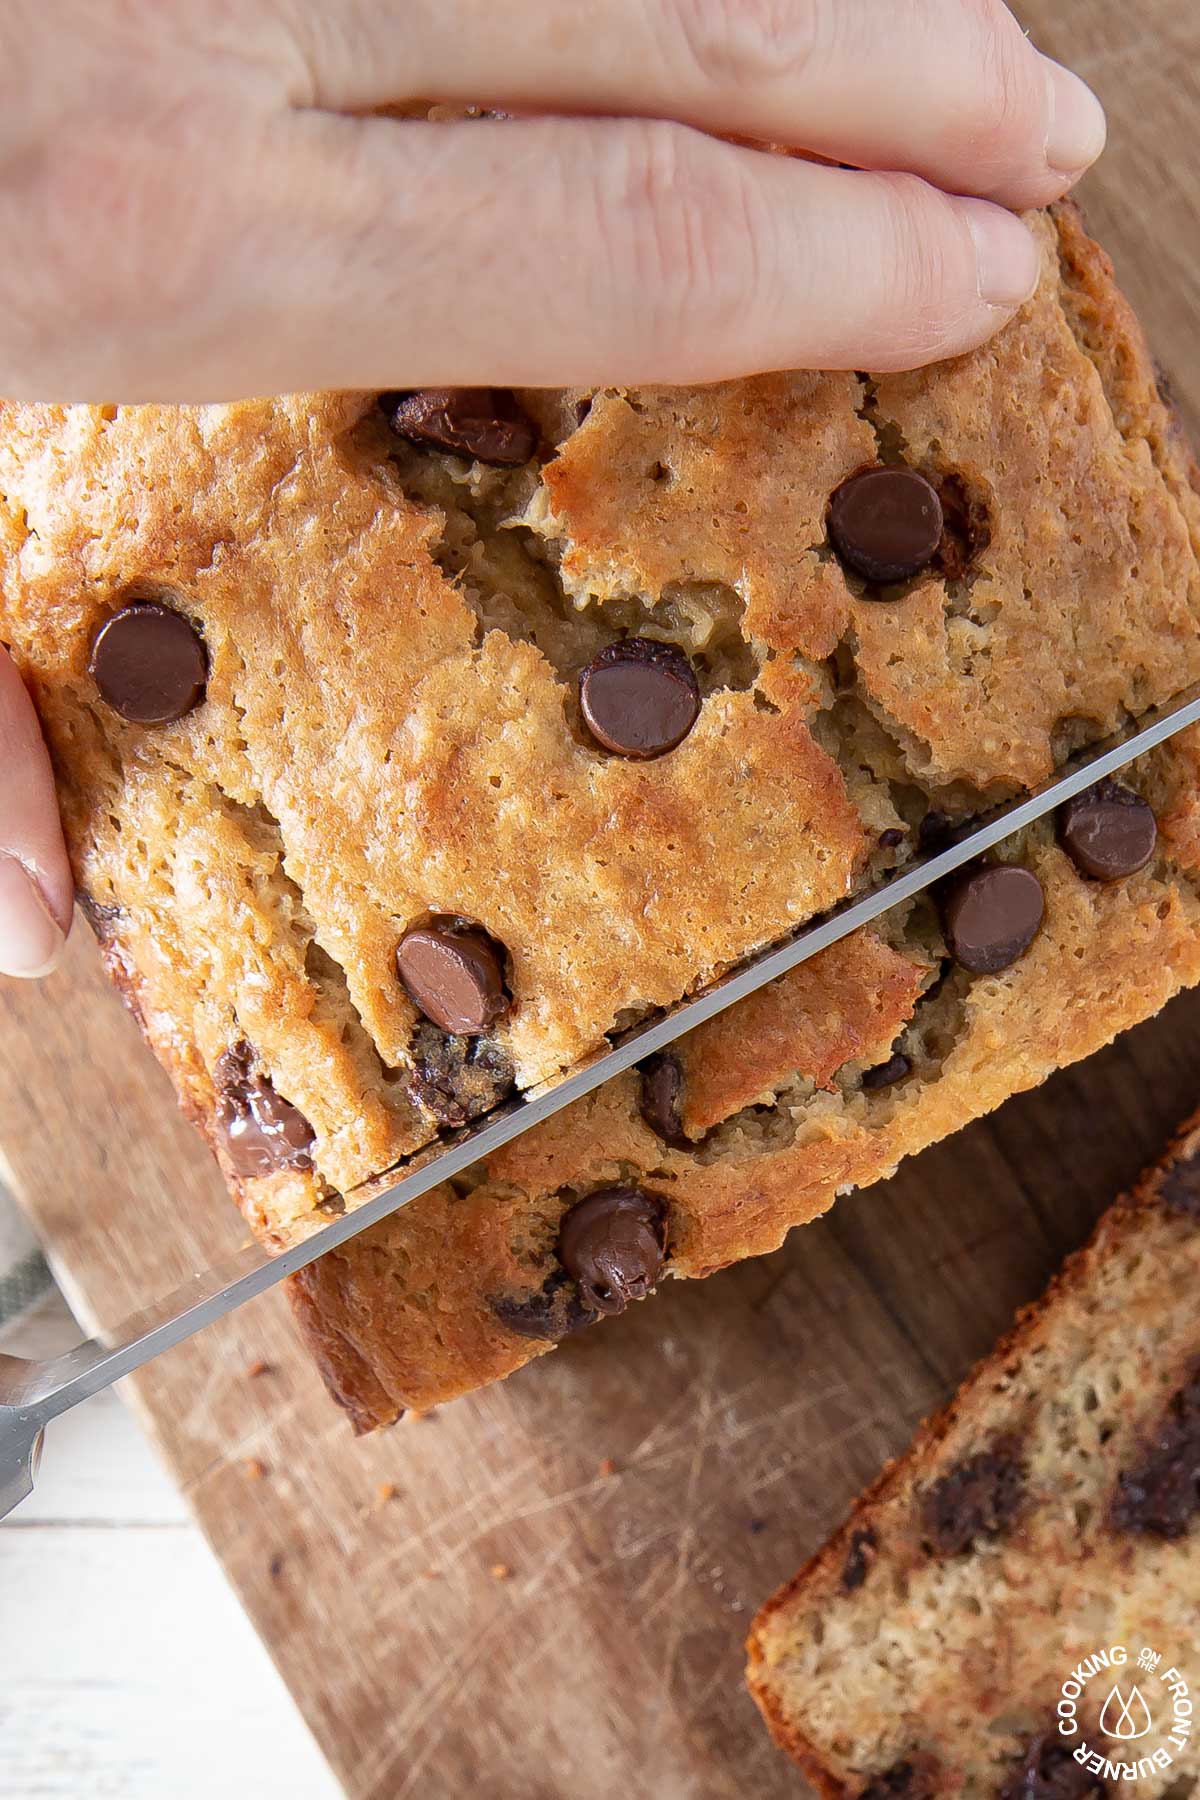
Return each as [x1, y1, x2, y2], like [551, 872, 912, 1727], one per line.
[4, 201, 1200, 1421]
[747, 1112, 1200, 1799]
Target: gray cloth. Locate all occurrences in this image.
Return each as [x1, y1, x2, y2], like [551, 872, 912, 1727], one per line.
[0, 1184, 52, 1329]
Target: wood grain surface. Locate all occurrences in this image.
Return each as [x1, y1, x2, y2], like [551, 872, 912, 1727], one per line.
[2, 3, 1199, 1795]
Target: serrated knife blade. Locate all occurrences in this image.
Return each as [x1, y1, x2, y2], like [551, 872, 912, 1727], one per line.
[4, 678, 1200, 1513]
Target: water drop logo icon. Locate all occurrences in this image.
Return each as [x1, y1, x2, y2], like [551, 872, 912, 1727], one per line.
[1099, 1682, 1154, 1741]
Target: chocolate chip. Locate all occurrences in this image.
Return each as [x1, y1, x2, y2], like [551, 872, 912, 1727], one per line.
[379, 388, 537, 466]
[921, 1442, 1024, 1556]
[999, 1733, 1107, 1800]
[558, 1187, 668, 1317]
[487, 1269, 591, 1342]
[214, 1041, 315, 1180]
[840, 1526, 878, 1592]
[917, 810, 970, 858]
[579, 639, 701, 759]
[638, 1052, 689, 1148]
[941, 865, 1044, 975]
[859, 1760, 938, 1800]
[89, 601, 207, 723]
[406, 1021, 514, 1127]
[397, 918, 509, 1037]
[1110, 1366, 1200, 1539]
[830, 466, 944, 586]
[861, 1052, 912, 1092]
[1160, 1153, 1200, 1220]
[1058, 779, 1157, 882]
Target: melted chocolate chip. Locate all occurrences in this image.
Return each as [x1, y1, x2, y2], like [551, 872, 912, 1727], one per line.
[638, 1052, 689, 1148]
[214, 1041, 315, 1180]
[840, 1526, 878, 1592]
[1159, 1153, 1200, 1220]
[998, 1733, 1107, 1800]
[861, 1052, 912, 1092]
[878, 827, 906, 851]
[397, 918, 509, 1037]
[830, 466, 944, 586]
[1110, 1366, 1200, 1538]
[921, 1443, 1024, 1556]
[859, 1760, 938, 1800]
[379, 388, 537, 466]
[89, 601, 207, 724]
[579, 638, 701, 758]
[1057, 779, 1157, 882]
[558, 1187, 668, 1317]
[917, 810, 975, 859]
[941, 865, 1044, 975]
[934, 472, 991, 584]
[487, 1269, 592, 1342]
[407, 1021, 514, 1127]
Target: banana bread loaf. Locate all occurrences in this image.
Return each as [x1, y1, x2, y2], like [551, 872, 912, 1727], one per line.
[4, 202, 1200, 1424]
[747, 1110, 1200, 1799]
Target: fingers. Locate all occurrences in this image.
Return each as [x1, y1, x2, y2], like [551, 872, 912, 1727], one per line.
[0, 648, 72, 978]
[229, 116, 1040, 392]
[275, 0, 1105, 210]
[5, 115, 1041, 398]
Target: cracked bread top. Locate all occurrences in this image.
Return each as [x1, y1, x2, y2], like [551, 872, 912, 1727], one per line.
[2, 203, 1199, 1237]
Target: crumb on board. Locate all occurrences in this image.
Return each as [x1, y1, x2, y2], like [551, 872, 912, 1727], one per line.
[246, 1360, 272, 1379]
[490, 1563, 511, 1582]
[376, 1481, 397, 1506]
[408, 1408, 437, 1423]
[598, 1457, 617, 1478]
[422, 1568, 440, 1581]
[268, 1553, 285, 1579]
[243, 1457, 268, 1480]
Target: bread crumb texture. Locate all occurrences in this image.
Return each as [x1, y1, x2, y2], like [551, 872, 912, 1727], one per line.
[747, 1115, 1200, 1799]
[5, 206, 1200, 1421]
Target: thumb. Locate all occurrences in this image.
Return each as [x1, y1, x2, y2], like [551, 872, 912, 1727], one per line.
[0, 646, 73, 978]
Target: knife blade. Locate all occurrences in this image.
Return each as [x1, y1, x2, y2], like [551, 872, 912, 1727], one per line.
[4, 678, 1200, 1515]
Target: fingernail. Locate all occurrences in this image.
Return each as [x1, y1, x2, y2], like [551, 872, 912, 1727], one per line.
[963, 201, 1042, 309]
[0, 856, 65, 978]
[1045, 59, 1107, 180]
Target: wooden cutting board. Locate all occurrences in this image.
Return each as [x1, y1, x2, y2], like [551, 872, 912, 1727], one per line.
[2, 4, 1199, 1793]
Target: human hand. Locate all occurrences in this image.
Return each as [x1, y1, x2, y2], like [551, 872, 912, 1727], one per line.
[0, 0, 1105, 977]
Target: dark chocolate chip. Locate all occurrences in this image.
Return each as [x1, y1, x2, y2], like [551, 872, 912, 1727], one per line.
[859, 1760, 938, 1800]
[829, 466, 944, 586]
[917, 810, 971, 859]
[878, 827, 906, 851]
[406, 1021, 514, 1127]
[214, 1041, 315, 1180]
[487, 1269, 591, 1342]
[921, 1442, 1024, 1556]
[89, 601, 207, 724]
[379, 388, 537, 466]
[578, 638, 701, 759]
[1057, 779, 1157, 882]
[840, 1526, 878, 1592]
[559, 1186, 668, 1317]
[998, 1733, 1108, 1800]
[1110, 1366, 1200, 1539]
[861, 1053, 912, 1092]
[941, 865, 1044, 975]
[397, 918, 509, 1037]
[638, 1052, 689, 1148]
[1159, 1154, 1200, 1220]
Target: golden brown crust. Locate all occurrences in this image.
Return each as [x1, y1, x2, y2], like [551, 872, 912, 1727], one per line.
[6, 205, 1200, 1427]
[745, 1111, 1200, 1796]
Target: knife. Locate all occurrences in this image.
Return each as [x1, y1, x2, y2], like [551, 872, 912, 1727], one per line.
[5, 680, 1200, 1517]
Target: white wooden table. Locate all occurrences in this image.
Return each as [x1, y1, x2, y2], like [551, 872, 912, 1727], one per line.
[0, 1289, 341, 1800]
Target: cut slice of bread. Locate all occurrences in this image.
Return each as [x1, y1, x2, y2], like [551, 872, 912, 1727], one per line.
[747, 1112, 1200, 1798]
